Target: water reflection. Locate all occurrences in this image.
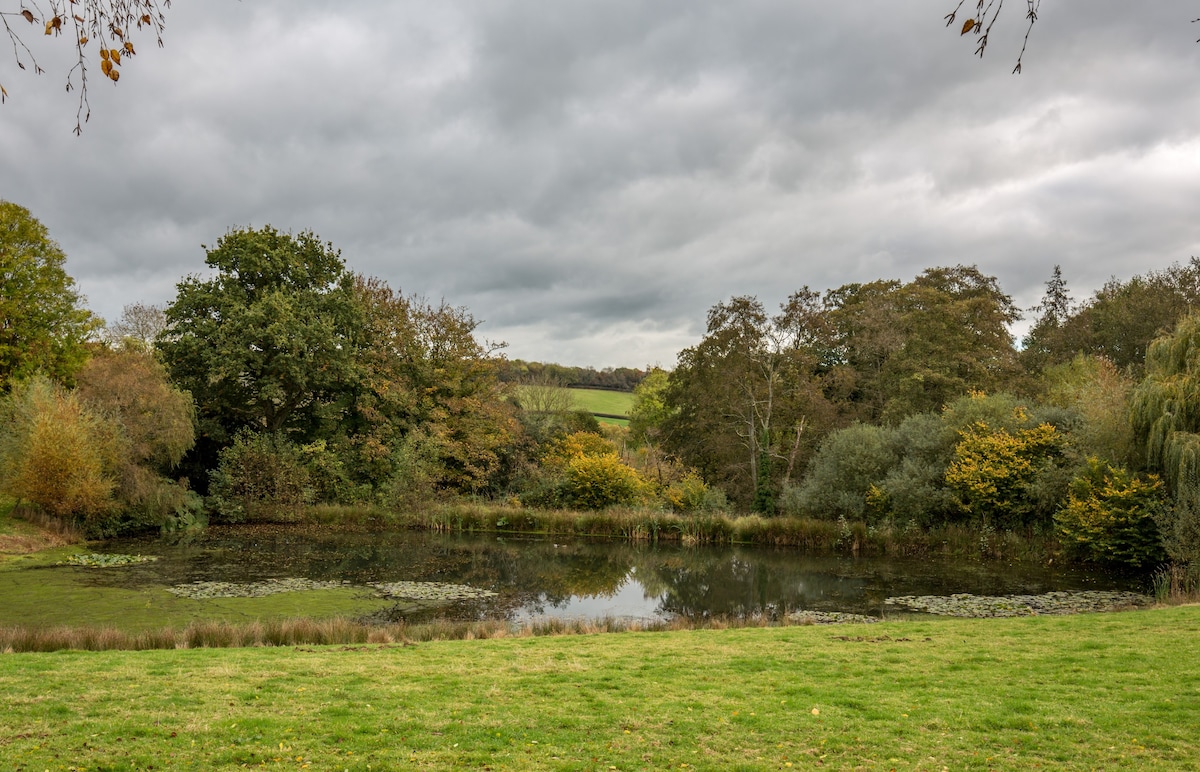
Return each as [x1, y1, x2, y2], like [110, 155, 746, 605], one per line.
[99, 525, 1140, 623]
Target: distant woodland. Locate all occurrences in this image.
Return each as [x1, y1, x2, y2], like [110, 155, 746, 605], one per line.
[4, 200, 1200, 572]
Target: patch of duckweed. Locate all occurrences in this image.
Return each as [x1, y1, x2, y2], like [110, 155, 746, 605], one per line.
[788, 610, 880, 625]
[166, 578, 351, 599]
[62, 553, 159, 568]
[884, 590, 1151, 618]
[368, 581, 498, 601]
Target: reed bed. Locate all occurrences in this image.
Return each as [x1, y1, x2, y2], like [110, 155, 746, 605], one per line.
[303, 502, 1060, 562]
[1152, 561, 1200, 603]
[1, 612, 853, 654]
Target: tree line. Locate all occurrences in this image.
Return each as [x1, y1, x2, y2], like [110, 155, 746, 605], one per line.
[634, 260, 1200, 568]
[3, 198, 1199, 572]
[496, 361, 646, 393]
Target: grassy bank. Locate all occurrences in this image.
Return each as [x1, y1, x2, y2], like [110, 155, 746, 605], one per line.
[2, 607, 1198, 769]
[568, 386, 634, 423]
[0, 498, 75, 558]
[305, 501, 1063, 563]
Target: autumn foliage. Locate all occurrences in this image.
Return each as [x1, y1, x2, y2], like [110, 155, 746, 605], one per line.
[0, 376, 122, 522]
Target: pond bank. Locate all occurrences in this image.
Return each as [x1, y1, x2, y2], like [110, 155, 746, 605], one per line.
[300, 501, 1065, 563]
[0, 502, 76, 559]
[0, 588, 1159, 653]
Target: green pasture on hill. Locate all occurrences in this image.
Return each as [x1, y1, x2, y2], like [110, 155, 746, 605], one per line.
[3, 606, 1200, 770]
[568, 387, 635, 418]
[513, 385, 635, 425]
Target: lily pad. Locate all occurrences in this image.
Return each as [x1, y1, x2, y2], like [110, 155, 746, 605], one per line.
[788, 610, 880, 625]
[368, 581, 498, 601]
[62, 553, 158, 568]
[166, 578, 351, 599]
[884, 590, 1151, 618]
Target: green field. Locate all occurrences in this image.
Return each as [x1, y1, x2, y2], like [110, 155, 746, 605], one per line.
[569, 387, 634, 421]
[512, 385, 635, 425]
[2, 607, 1199, 769]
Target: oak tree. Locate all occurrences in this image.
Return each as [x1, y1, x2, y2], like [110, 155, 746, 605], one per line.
[157, 226, 361, 474]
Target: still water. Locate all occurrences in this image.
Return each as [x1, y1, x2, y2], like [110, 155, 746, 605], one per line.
[102, 525, 1140, 623]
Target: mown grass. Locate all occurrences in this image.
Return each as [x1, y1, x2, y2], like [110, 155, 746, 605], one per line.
[2, 607, 1198, 769]
[567, 386, 634, 418]
[512, 385, 634, 424]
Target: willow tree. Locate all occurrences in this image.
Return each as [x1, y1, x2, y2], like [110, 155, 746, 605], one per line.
[1131, 312, 1200, 563]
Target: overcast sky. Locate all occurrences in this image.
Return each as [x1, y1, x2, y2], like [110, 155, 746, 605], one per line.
[3, 1, 1199, 368]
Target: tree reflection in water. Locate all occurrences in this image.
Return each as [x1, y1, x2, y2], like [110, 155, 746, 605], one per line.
[98, 525, 1137, 624]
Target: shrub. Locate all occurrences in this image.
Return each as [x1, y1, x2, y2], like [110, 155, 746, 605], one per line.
[788, 423, 897, 521]
[382, 432, 439, 507]
[877, 412, 960, 527]
[560, 453, 650, 510]
[1055, 458, 1166, 566]
[0, 376, 124, 525]
[520, 430, 653, 510]
[209, 431, 311, 522]
[299, 439, 360, 505]
[944, 417, 1064, 529]
[662, 471, 726, 513]
[542, 431, 616, 467]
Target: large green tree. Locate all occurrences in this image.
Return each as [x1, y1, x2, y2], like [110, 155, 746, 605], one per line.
[347, 276, 518, 496]
[0, 201, 97, 390]
[823, 265, 1021, 422]
[157, 226, 361, 476]
[664, 295, 842, 510]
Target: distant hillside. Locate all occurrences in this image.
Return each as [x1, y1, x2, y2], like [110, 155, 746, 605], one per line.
[511, 385, 635, 426]
[498, 360, 646, 392]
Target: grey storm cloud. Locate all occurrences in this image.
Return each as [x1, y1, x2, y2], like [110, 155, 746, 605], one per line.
[2, 0, 1199, 367]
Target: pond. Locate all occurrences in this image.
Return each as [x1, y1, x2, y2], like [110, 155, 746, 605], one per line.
[24, 524, 1143, 628]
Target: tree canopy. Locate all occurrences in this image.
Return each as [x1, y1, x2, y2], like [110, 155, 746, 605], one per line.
[0, 201, 97, 390]
[157, 226, 361, 452]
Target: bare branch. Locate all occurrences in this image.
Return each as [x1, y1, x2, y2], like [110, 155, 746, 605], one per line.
[946, 0, 1043, 73]
[1, 1, 171, 132]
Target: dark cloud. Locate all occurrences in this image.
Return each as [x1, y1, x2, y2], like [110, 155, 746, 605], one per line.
[2, 0, 1199, 366]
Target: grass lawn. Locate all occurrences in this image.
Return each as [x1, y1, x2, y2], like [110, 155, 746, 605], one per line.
[511, 385, 634, 426]
[3, 606, 1199, 770]
[568, 387, 634, 418]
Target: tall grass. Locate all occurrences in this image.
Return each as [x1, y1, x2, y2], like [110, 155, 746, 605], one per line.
[302, 502, 1060, 562]
[1, 613, 825, 654]
[1152, 562, 1200, 604]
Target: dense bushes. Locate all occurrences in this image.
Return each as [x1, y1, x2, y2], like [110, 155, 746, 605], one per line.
[0, 376, 122, 522]
[1054, 458, 1165, 566]
[786, 394, 1077, 532]
[0, 365, 196, 534]
[944, 418, 1064, 530]
[209, 432, 312, 523]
